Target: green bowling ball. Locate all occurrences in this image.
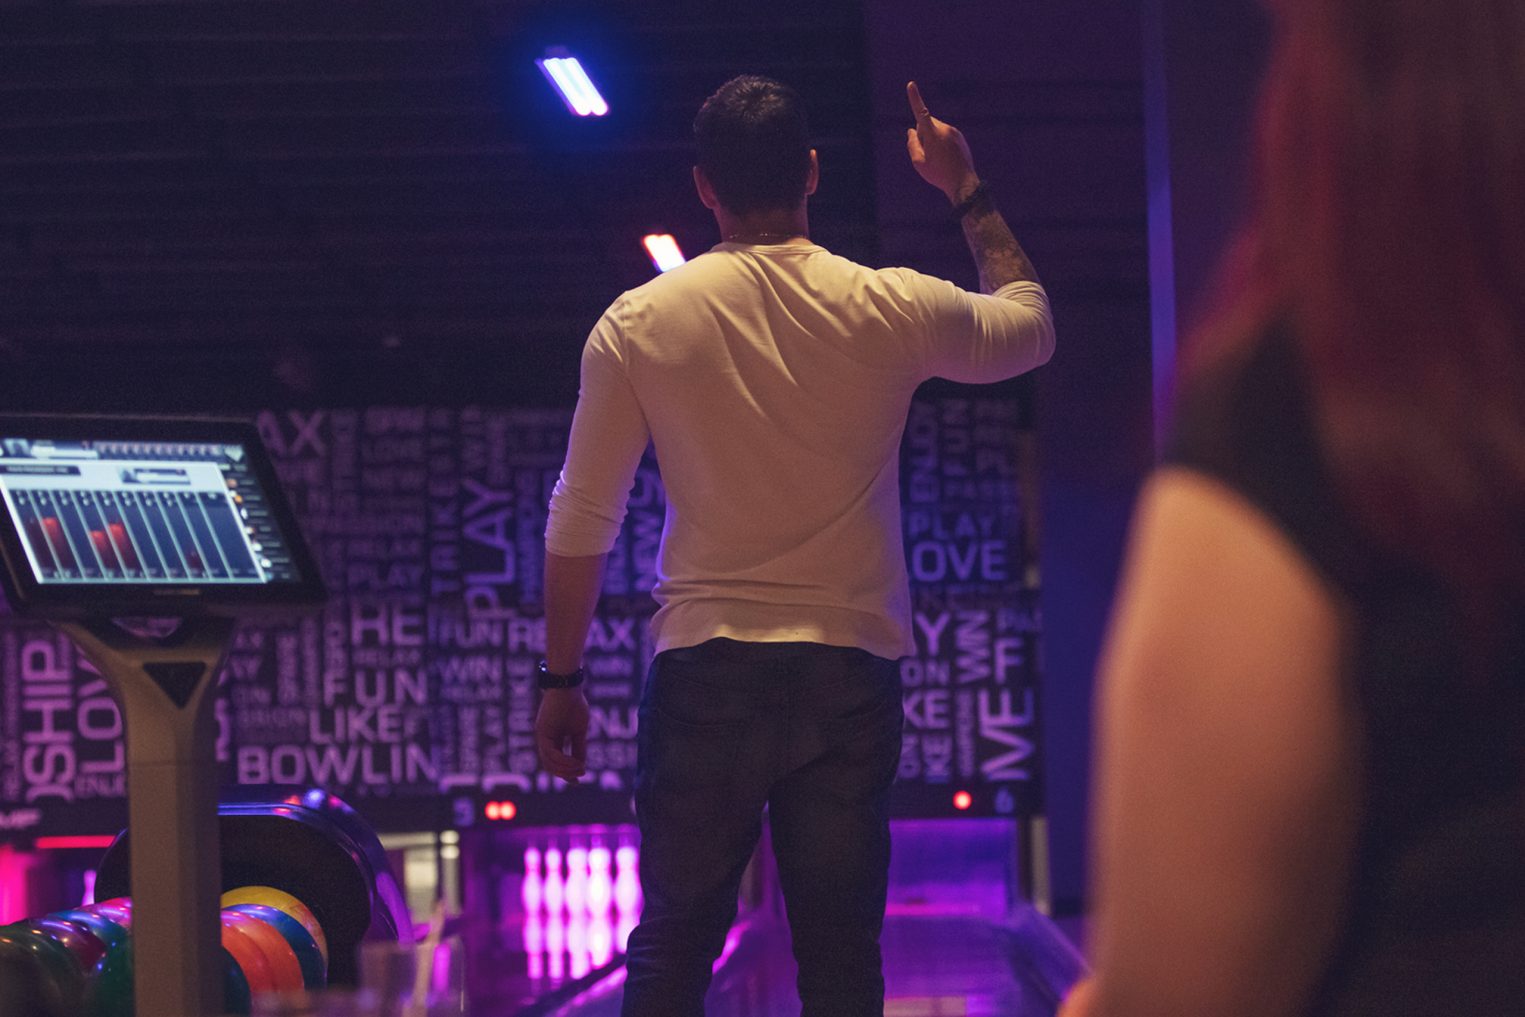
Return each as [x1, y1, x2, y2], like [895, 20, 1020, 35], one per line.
[87, 935, 134, 1017]
[0, 925, 86, 1015]
[51, 908, 134, 1017]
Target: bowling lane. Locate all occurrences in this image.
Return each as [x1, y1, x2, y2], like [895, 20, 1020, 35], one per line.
[457, 828, 642, 1015]
[459, 819, 1085, 1015]
[538, 904, 1082, 1017]
[462, 910, 631, 1014]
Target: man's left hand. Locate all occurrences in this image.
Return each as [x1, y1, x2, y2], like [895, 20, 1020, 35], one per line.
[535, 689, 590, 783]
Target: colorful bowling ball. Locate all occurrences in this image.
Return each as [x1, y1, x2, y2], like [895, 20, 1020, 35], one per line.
[50, 908, 133, 1017]
[227, 903, 326, 989]
[221, 886, 327, 965]
[88, 936, 134, 1017]
[0, 949, 55, 1017]
[220, 914, 278, 995]
[223, 945, 253, 1016]
[222, 909, 304, 993]
[0, 925, 86, 1015]
[87, 898, 134, 929]
[24, 916, 109, 975]
[50, 909, 130, 953]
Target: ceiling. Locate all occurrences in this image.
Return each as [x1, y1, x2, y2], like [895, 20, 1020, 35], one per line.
[0, 0, 877, 409]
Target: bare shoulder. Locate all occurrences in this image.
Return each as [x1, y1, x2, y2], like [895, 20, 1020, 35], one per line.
[1087, 466, 1361, 1016]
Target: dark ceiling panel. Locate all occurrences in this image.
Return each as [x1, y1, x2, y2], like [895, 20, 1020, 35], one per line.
[0, 0, 874, 411]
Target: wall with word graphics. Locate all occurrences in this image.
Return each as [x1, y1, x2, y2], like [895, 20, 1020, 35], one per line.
[0, 398, 1042, 834]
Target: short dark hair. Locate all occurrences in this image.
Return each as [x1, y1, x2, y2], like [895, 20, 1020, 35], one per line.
[693, 75, 812, 215]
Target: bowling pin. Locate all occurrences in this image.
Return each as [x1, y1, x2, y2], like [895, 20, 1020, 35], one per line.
[543, 847, 565, 916]
[523, 914, 545, 983]
[521, 847, 543, 916]
[546, 910, 566, 982]
[587, 846, 613, 916]
[614, 845, 641, 915]
[567, 912, 590, 979]
[616, 910, 637, 954]
[565, 847, 589, 915]
[589, 913, 615, 968]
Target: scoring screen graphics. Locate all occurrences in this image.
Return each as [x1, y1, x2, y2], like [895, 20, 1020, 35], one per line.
[0, 438, 298, 586]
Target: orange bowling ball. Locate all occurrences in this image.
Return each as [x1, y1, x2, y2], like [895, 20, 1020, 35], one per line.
[220, 914, 277, 995]
[221, 909, 304, 993]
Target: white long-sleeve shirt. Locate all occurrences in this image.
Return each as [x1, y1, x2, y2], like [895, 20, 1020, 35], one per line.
[546, 240, 1054, 659]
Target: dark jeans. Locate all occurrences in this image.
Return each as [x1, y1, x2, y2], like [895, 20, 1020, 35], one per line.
[621, 638, 904, 1017]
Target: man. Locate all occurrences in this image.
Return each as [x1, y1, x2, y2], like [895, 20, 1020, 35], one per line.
[536, 76, 1053, 1016]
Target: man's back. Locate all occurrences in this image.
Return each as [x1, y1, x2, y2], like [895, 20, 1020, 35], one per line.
[537, 75, 1054, 1017]
[549, 239, 1052, 658]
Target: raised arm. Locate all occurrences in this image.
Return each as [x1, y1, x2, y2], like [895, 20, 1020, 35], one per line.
[905, 80, 1040, 292]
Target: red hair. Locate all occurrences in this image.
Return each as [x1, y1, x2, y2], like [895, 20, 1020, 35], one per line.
[1195, 0, 1525, 634]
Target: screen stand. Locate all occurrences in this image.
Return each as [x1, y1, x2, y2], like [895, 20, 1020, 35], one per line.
[60, 616, 235, 1017]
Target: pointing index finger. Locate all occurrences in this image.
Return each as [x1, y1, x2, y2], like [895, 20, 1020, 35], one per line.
[907, 80, 928, 121]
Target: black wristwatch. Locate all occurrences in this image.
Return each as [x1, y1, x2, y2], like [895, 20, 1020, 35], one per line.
[951, 179, 991, 219]
[537, 659, 586, 690]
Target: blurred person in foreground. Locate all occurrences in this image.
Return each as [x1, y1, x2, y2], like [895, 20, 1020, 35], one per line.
[1062, 2, 1525, 1015]
[535, 76, 1054, 1016]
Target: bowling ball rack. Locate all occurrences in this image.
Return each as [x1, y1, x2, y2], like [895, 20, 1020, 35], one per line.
[96, 789, 414, 987]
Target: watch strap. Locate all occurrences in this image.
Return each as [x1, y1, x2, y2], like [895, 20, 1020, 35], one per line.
[537, 659, 585, 689]
[951, 179, 991, 219]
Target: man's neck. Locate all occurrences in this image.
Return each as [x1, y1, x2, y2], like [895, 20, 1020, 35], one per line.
[716, 205, 810, 244]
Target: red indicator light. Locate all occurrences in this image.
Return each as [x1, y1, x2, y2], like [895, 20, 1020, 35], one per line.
[952, 790, 973, 811]
[34, 835, 116, 851]
[485, 800, 518, 822]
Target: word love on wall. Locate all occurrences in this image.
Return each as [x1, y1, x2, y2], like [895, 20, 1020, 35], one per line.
[0, 399, 1042, 834]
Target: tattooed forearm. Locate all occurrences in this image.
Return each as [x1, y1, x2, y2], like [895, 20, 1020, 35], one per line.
[955, 182, 1040, 293]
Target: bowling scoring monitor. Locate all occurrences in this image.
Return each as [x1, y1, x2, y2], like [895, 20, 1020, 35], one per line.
[0, 415, 324, 618]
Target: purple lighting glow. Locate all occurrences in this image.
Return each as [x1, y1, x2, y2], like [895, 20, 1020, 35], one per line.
[536, 51, 609, 117]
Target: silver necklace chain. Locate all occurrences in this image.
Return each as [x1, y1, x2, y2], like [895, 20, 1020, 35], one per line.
[724, 232, 802, 242]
